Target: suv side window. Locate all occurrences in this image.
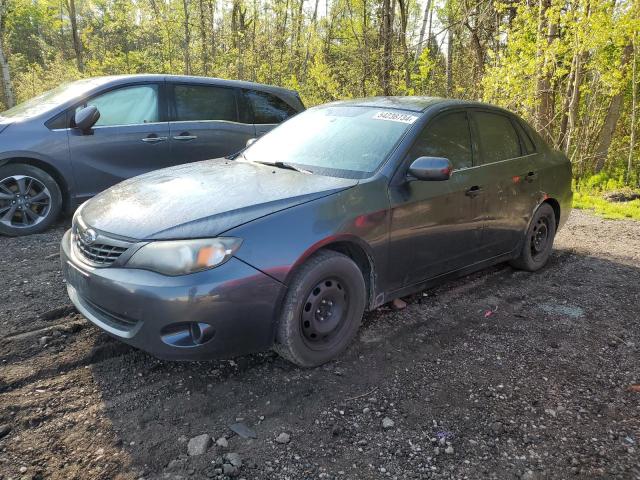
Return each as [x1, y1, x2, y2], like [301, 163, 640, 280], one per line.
[81, 84, 160, 127]
[513, 119, 536, 154]
[174, 84, 238, 122]
[472, 111, 522, 164]
[245, 90, 297, 124]
[408, 111, 472, 170]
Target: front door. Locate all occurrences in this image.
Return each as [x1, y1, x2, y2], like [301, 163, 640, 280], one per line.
[386, 110, 483, 291]
[68, 83, 172, 199]
[468, 109, 541, 257]
[169, 83, 255, 162]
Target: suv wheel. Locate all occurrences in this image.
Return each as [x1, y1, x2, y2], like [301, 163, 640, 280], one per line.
[0, 164, 62, 236]
[274, 250, 366, 367]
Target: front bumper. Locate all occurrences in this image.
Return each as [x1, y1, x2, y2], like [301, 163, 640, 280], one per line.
[60, 230, 286, 360]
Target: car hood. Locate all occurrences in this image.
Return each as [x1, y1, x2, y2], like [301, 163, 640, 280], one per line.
[79, 158, 358, 240]
[0, 117, 12, 134]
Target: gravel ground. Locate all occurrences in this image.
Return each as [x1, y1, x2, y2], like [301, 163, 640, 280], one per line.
[0, 209, 639, 480]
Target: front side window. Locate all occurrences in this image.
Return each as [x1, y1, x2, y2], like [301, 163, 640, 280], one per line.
[246, 90, 297, 124]
[408, 112, 472, 169]
[82, 85, 159, 127]
[472, 111, 522, 164]
[174, 85, 237, 122]
[243, 106, 417, 178]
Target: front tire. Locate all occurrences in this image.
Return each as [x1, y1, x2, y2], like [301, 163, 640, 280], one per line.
[510, 203, 556, 272]
[274, 250, 366, 367]
[0, 164, 62, 236]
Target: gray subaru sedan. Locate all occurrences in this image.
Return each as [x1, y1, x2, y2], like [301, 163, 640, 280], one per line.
[61, 97, 572, 367]
[0, 75, 303, 236]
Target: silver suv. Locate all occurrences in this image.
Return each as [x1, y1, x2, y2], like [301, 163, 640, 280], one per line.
[0, 74, 304, 236]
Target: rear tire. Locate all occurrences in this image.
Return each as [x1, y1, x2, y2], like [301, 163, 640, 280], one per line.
[0, 164, 62, 237]
[510, 203, 556, 272]
[274, 250, 366, 367]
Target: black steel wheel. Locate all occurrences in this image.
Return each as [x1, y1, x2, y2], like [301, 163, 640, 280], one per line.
[510, 203, 556, 272]
[0, 164, 62, 236]
[274, 250, 366, 367]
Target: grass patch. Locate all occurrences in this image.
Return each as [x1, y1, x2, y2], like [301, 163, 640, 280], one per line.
[573, 191, 640, 220]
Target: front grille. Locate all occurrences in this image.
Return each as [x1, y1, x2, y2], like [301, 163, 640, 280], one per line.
[75, 234, 128, 265]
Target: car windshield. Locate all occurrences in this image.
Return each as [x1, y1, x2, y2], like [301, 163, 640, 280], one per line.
[0, 78, 106, 119]
[242, 105, 419, 178]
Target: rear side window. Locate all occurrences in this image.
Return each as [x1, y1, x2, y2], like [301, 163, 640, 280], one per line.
[408, 111, 472, 170]
[514, 119, 536, 154]
[83, 84, 159, 127]
[245, 90, 297, 124]
[174, 85, 238, 122]
[472, 111, 522, 164]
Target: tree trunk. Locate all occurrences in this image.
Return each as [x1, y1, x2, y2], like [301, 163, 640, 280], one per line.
[0, 35, 14, 108]
[415, 0, 432, 63]
[380, 0, 393, 95]
[198, 0, 209, 75]
[628, 39, 637, 184]
[594, 43, 634, 172]
[535, 0, 556, 144]
[65, 0, 84, 72]
[182, 0, 192, 75]
[446, 21, 453, 97]
[0, 4, 14, 109]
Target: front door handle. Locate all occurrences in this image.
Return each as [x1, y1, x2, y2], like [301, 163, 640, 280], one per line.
[465, 185, 483, 197]
[525, 171, 538, 182]
[141, 135, 168, 143]
[173, 133, 198, 141]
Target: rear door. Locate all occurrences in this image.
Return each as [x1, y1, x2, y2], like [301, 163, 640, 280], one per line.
[243, 89, 300, 137]
[168, 83, 255, 162]
[468, 109, 540, 257]
[68, 82, 172, 198]
[387, 110, 484, 290]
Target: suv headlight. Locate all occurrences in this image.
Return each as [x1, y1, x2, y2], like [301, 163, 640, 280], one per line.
[126, 238, 242, 276]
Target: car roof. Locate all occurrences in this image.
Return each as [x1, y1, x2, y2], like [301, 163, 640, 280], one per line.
[80, 74, 299, 96]
[322, 96, 514, 115]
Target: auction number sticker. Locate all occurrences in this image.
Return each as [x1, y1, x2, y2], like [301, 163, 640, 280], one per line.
[372, 111, 418, 124]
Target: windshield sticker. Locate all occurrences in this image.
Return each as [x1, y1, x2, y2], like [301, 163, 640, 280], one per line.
[372, 111, 418, 124]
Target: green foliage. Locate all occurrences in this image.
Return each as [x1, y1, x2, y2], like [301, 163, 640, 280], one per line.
[0, 0, 638, 187]
[573, 191, 640, 220]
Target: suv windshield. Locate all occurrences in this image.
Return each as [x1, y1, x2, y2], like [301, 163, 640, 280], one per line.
[243, 105, 419, 178]
[0, 78, 106, 119]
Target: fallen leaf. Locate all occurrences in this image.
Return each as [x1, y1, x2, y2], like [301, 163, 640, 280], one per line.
[627, 384, 640, 393]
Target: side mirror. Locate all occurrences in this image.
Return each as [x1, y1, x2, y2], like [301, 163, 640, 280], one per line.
[408, 156, 452, 181]
[74, 105, 100, 133]
[246, 137, 257, 147]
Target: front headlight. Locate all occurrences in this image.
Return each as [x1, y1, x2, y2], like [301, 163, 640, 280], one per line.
[126, 238, 242, 276]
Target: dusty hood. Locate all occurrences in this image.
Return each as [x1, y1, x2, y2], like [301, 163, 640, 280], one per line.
[79, 158, 357, 240]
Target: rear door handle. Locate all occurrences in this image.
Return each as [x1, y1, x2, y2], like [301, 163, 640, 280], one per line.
[465, 185, 483, 197]
[141, 135, 168, 143]
[173, 133, 198, 141]
[525, 171, 538, 182]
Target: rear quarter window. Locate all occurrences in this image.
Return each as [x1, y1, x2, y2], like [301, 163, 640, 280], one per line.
[245, 90, 297, 124]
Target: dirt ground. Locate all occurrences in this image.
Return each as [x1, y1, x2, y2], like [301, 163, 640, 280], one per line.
[0, 209, 639, 480]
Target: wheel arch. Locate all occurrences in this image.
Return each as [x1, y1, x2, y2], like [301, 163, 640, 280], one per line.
[0, 157, 72, 211]
[542, 197, 561, 228]
[286, 236, 378, 311]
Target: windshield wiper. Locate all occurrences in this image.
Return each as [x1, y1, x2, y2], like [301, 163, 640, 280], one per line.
[253, 161, 312, 174]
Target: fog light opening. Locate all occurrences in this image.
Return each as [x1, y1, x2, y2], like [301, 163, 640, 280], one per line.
[190, 322, 215, 345]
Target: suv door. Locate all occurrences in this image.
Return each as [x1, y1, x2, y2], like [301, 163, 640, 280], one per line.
[387, 110, 483, 290]
[68, 82, 171, 199]
[169, 83, 255, 162]
[244, 89, 299, 137]
[468, 109, 540, 257]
